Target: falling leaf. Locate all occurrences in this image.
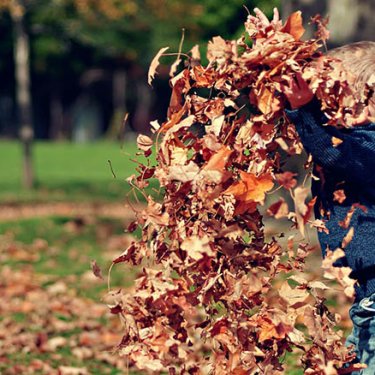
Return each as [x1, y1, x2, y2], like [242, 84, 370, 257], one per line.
[338, 204, 367, 228]
[292, 186, 309, 236]
[333, 189, 346, 204]
[90, 260, 103, 280]
[257, 314, 293, 342]
[190, 44, 201, 62]
[170, 58, 182, 78]
[148, 46, 169, 86]
[257, 86, 281, 114]
[276, 172, 297, 190]
[267, 199, 289, 219]
[279, 281, 309, 306]
[225, 172, 274, 205]
[204, 146, 232, 171]
[281, 11, 305, 41]
[181, 235, 214, 261]
[332, 136, 343, 147]
[205, 115, 225, 136]
[168, 161, 200, 183]
[137, 134, 153, 151]
[342, 227, 354, 248]
[322, 248, 356, 298]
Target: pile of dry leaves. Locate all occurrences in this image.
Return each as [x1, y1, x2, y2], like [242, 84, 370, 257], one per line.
[109, 9, 371, 374]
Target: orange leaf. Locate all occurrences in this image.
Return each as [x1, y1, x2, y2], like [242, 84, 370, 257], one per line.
[282, 11, 305, 41]
[257, 316, 292, 342]
[225, 172, 274, 205]
[204, 146, 233, 171]
[225, 180, 247, 198]
[332, 136, 343, 147]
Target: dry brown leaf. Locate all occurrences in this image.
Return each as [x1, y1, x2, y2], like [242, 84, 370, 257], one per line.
[281, 11, 305, 41]
[148, 46, 169, 86]
[90, 260, 103, 280]
[279, 281, 309, 306]
[267, 199, 289, 219]
[204, 146, 232, 171]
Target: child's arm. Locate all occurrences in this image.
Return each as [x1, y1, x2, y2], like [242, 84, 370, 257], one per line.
[286, 99, 375, 184]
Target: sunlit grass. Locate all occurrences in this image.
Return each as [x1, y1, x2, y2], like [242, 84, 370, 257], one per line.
[0, 140, 158, 203]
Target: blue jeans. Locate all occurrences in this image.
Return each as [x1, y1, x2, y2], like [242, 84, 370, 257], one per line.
[346, 294, 375, 374]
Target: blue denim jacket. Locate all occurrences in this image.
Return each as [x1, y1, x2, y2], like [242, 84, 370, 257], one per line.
[286, 100, 375, 301]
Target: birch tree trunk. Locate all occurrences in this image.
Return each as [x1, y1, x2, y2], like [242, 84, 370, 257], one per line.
[11, 0, 34, 189]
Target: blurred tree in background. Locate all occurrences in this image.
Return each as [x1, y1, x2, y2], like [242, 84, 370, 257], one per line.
[0, 0, 280, 138]
[1, 0, 373, 188]
[0, 0, 279, 187]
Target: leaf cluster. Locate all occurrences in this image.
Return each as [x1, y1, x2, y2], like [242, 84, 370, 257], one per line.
[109, 10, 367, 374]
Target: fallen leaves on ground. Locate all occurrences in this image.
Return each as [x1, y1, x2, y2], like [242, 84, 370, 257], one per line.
[0, 219, 134, 375]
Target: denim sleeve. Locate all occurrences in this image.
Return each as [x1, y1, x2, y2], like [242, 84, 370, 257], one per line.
[286, 100, 375, 184]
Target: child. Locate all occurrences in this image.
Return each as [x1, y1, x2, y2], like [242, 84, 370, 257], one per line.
[286, 41, 375, 374]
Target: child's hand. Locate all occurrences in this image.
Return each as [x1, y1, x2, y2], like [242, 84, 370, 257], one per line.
[282, 73, 314, 109]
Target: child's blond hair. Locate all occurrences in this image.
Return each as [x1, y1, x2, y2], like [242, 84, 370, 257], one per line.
[327, 41, 375, 118]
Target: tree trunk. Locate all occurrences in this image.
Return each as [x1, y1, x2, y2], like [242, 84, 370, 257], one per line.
[107, 68, 128, 139]
[133, 79, 152, 134]
[11, 1, 34, 189]
[49, 92, 65, 140]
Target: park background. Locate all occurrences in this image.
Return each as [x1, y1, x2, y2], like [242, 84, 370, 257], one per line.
[0, 0, 374, 374]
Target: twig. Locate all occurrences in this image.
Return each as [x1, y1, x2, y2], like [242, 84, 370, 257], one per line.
[107, 159, 117, 179]
[177, 28, 185, 59]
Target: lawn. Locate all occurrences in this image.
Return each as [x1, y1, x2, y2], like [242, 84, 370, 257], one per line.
[0, 140, 157, 203]
[0, 215, 141, 374]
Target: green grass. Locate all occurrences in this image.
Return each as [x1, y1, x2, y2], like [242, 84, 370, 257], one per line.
[0, 140, 158, 203]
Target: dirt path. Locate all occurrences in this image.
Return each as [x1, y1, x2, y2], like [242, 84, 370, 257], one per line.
[0, 202, 142, 222]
